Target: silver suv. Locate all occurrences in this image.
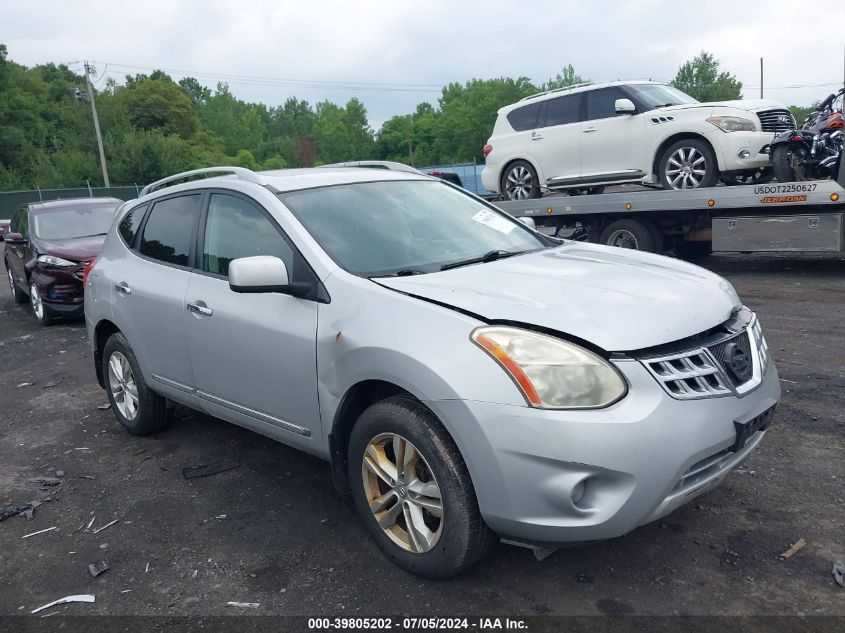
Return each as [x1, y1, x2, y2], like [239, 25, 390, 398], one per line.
[85, 166, 780, 578]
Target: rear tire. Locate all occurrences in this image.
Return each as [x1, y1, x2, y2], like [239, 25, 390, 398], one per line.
[658, 139, 719, 190]
[102, 332, 173, 436]
[772, 144, 809, 182]
[348, 396, 495, 579]
[599, 219, 659, 252]
[501, 160, 541, 200]
[6, 265, 26, 304]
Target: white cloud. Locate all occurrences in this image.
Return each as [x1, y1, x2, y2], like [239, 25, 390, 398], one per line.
[4, 0, 844, 123]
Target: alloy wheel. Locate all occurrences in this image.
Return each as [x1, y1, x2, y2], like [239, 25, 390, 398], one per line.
[29, 283, 44, 319]
[361, 432, 444, 554]
[665, 147, 707, 189]
[7, 268, 14, 295]
[505, 165, 533, 200]
[108, 351, 139, 420]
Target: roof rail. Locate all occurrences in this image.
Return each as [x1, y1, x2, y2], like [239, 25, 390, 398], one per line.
[519, 82, 593, 102]
[139, 167, 263, 197]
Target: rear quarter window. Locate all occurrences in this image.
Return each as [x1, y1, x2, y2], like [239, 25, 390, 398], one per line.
[118, 204, 148, 248]
[506, 102, 542, 132]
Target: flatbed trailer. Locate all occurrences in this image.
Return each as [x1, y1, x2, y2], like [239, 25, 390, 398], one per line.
[490, 160, 845, 256]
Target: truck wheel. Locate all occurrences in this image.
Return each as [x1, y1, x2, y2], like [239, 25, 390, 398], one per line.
[348, 396, 495, 579]
[501, 161, 541, 200]
[599, 219, 658, 252]
[772, 145, 809, 182]
[658, 139, 718, 190]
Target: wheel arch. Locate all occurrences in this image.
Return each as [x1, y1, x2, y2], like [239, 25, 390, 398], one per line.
[93, 319, 121, 389]
[328, 379, 418, 495]
[651, 132, 720, 180]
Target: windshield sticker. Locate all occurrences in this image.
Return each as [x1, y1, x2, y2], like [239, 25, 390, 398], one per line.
[471, 209, 516, 235]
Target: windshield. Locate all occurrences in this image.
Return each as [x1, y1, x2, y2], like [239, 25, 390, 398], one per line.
[279, 180, 548, 277]
[33, 204, 119, 240]
[626, 84, 698, 110]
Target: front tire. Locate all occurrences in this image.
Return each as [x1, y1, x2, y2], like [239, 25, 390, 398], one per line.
[102, 332, 173, 436]
[348, 396, 494, 578]
[658, 139, 719, 190]
[29, 282, 52, 326]
[501, 160, 541, 200]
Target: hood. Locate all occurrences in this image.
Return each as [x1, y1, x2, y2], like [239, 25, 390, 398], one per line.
[375, 243, 741, 352]
[659, 98, 785, 114]
[35, 234, 106, 262]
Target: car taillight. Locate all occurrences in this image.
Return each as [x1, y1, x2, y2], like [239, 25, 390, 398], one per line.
[82, 258, 97, 285]
[483, 144, 493, 158]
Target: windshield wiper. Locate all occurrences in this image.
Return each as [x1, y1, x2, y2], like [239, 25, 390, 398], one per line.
[391, 269, 425, 277]
[440, 249, 518, 271]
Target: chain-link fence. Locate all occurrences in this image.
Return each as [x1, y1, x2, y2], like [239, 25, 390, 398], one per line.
[0, 186, 141, 218]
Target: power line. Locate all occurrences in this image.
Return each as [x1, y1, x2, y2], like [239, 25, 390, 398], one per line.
[91, 60, 443, 93]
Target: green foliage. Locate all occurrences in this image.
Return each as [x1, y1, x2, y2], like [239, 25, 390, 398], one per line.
[671, 51, 742, 102]
[788, 104, 816, 127]
[542, 65, 589, 91]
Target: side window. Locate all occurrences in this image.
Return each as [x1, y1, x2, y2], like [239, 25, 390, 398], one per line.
[20, 208, 29, 237]
[118, 203, 148, 248]
[202, 194, 294, 277]
[544, 95, 581, 127]
[506, 102, 542, 132]
[585, 87, 629, 121]
[139, 194, 202, 266]
[10, 208, 22, 234]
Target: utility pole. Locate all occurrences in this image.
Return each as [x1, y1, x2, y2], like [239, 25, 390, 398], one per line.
[760, 58, 764, 99]
[84, 61, 110, 187]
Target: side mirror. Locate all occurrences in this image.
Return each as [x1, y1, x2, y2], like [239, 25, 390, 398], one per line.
[517, 216, 536, 230]
[615, 98, 636, 115]
[229, 256, 292, 294]
[4, 232, 26, 244]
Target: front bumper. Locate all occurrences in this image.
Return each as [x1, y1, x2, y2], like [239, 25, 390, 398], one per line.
[714, 131, 773, 171]
[31, 266, 85, 318]
[427, 358, 780, 544]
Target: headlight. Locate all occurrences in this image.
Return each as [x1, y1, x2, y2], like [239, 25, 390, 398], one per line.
[471, 326, 627, 409]
[37, 255, 76, 268]
[706, 116, 757, 133]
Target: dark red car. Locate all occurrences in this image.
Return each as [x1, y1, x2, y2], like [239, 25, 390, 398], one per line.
[4, 198, 121, 325]
[0, 219, 10, 240]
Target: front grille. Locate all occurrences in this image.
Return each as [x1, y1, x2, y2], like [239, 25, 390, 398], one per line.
[757, 108, 795, 133]
[641, 316, 769, 400]
[707, 331, 752, 388]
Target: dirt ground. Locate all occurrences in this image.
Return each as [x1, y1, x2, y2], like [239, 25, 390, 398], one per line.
[1, 243, 843, 618]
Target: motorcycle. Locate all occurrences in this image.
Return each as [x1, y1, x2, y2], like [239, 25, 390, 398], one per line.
[771, 88, 844, 182]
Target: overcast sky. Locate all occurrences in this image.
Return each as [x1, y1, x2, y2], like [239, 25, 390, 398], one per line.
[4, 0, 845, 128]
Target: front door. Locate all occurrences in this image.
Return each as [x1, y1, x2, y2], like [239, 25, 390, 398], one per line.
[185, 192, 322, 450]
[579, 86, 646, 180]
[5, 207, 29, 287]
[526, 93, 583, 185]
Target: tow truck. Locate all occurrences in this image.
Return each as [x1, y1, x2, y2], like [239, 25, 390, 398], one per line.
[490, 160, 845, 257]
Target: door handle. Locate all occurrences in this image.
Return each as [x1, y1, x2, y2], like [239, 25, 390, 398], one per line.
[583, 127, 598, 133]
[114, 282, 131, 295]
[186, 302, 213, 317]
[531, 134, 544, 140]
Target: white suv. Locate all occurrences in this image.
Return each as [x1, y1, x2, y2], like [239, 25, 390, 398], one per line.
[481, 81, 795, 199]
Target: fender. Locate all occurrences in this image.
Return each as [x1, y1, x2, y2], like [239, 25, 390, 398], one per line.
[770, 129, 812, 149]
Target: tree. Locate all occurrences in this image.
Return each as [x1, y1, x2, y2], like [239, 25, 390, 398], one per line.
[115, 78, 200, 139]
[671, 51, 742, 102]
[542, 64, 588, 91]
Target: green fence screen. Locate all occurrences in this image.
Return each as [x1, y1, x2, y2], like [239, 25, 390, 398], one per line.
[0, 186, 141, 218]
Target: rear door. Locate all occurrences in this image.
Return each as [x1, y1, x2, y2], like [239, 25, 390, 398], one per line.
[110, 193, 203, 396]
[579, 86, 647, 180]
[184, 191, 322, 450]
[525, 94, 583, 185]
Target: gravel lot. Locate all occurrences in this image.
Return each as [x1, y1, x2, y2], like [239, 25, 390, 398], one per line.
[1, 243, 843, 618]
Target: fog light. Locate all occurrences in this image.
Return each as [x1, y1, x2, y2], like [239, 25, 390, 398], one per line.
[571, 479, 587, 506]
[738, 150, 751, 159]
